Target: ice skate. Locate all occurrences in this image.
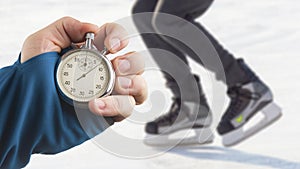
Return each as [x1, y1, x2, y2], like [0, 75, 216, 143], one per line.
[217, 80, 282, 147]
[144, 97, 214, 146]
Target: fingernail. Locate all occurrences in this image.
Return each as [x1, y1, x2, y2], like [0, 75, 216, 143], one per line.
[109, 38, 121, 51]
[118, 59, 130, 73]
[118, 77, 132, 89]
[95, 99, 106, 109]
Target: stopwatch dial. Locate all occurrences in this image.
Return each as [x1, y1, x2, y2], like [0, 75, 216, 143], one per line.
[78, 56, 94, 72]
[58, 50, 111, 102]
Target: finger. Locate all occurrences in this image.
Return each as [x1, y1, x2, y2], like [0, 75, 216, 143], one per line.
[112, 51, 145, 76]
[88, 95, 135, 119]
[114, 75, 148, 105]
[94, 23, 129, 53]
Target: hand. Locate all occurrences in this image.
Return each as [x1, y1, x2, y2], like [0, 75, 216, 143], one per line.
[21, 16, 147, 122]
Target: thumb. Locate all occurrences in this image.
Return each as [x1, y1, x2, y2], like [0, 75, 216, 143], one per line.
[21, 17, 98, 63]
[43, 16, 99, 49]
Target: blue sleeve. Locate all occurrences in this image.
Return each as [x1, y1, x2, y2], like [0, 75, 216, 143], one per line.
[0, 52, 112, 169]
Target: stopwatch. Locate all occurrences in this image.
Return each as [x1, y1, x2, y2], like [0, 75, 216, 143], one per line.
[56, 32, 115, 103]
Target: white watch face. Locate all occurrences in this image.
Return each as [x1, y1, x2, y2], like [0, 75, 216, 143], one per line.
[57, 49, 114, 102]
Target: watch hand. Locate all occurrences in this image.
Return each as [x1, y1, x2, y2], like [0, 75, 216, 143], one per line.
[76, 63, 100, 81]
[76, 73, 86, 81]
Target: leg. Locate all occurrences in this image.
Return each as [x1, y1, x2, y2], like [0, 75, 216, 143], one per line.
[152, 0, 250, 87]
[132, 0, 197, 101]
[152, 0, 282, 146]
[132, 0, 213, 146]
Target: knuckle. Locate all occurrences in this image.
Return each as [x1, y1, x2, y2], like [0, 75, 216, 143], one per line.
[133, 75, 147, 93]
[132, 76, 148, 104]
[60, 16, 74, 22]
[110, 97, 122, 115]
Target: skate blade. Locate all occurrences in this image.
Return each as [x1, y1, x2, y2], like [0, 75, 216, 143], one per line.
[144, 127, 214, 146]
[222, 102, 282, 147]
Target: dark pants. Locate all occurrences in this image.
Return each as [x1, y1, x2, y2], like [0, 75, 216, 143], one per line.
[132, 0, 250, 101]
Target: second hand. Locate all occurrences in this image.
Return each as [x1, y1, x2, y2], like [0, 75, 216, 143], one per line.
[76, 63, 101, 81]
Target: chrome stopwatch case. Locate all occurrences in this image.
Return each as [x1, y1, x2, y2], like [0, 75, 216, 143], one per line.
[56, 33, 115, 103]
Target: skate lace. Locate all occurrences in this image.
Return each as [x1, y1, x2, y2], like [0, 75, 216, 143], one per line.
[155, 98, 180, 124]
[226, 87, 259, 119]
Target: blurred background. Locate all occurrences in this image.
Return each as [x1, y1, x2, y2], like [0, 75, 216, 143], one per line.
[0, 0, 299, 168]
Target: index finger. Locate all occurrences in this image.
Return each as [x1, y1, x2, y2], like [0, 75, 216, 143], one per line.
[94, 23, 129, 54]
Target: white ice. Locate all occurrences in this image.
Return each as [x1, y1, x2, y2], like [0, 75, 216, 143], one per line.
[0, 0, 299, 169]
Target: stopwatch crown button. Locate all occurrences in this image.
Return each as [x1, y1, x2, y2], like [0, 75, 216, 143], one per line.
[85, 32, 95, 40]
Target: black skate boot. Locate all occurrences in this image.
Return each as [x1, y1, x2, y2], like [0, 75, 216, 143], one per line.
[217, 59, 282, 147]
[144, 75, 214, 146]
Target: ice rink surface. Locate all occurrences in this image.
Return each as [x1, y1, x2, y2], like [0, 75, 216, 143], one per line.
[0, 0, 299, 168]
